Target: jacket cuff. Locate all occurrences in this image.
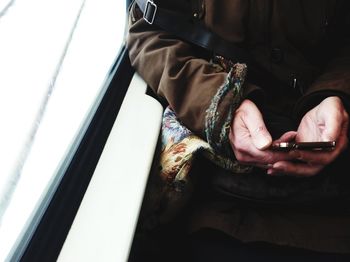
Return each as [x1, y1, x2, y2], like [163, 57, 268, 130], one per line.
[242, 81, 265, 109]
[205, 63, 246, 159]
[293, 90, 350, 122]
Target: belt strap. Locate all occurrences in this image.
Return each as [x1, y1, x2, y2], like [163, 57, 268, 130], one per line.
[134, 0, 249, 63]
[133, 0, 300, 94]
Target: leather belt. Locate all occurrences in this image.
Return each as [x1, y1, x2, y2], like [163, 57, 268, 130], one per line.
[134, 0, 249, 64]
[133, 0, 302, 95]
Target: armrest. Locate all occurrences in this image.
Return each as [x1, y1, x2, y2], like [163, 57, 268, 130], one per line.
[57, 73, 163, 262]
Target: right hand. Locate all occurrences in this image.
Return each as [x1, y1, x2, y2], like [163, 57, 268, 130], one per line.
[229, 99, 295, 168]
[267, 96, 349, 176]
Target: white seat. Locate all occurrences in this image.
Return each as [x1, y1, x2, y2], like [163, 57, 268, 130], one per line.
[58, 73, 163, 262]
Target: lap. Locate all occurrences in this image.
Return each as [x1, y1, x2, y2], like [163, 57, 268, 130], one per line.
[188, 228, 350, 262]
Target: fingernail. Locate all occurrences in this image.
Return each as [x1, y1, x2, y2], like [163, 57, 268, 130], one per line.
[272, 163, 283, 170]
[267, 169, 273, 175]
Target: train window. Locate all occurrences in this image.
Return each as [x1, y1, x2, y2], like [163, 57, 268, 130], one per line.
[0, 0, 126, 260]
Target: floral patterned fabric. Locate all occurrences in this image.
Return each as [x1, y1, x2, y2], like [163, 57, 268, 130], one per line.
[160, 106, 251, 192]
[139, 63, 251, 228]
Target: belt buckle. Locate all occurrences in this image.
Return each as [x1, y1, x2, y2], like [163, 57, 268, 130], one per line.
[143, 0, 157, 25]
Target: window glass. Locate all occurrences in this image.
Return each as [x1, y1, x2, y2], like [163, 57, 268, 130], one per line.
[0, 0, 126, 259]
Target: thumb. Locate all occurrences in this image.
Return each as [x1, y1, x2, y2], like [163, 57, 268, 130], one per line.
[322, 110, 343, 142]
[319, 96, 346, 141]
[240, 100, 272, 150]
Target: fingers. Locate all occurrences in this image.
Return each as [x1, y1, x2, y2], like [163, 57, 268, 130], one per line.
[230, 100, 299, 168]
[267, 127, 349, 176]
[233, 144, 295, 165]
[267, 161, 323, 177]
[274, 131, 297, 143]
[229, 127, 296, 166]
[237, 100, 272, 150]
[288, 150, 336, 165]
[293, 123, 348, 164]
[230, 97, 349, 177]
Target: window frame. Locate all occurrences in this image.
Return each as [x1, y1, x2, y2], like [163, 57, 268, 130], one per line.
[15, 46, 134, 262]
[4, 1, 134, 260]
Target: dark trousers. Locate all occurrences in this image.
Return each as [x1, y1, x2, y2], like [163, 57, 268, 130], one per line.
[189, 228, 350, 262]
[129, 227, 350, 262]
[129, 125, 350, 262]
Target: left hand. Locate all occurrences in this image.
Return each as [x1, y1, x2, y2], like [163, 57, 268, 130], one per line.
[229, 99, 295, 169]
[268, 96, 349, 176]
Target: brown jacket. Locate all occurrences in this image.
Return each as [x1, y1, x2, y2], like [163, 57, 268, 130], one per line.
[127, 0, 350, 253]
[128, 0, 350, 139]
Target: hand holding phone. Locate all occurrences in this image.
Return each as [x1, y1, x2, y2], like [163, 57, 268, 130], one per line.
[271, 141, 336, 151]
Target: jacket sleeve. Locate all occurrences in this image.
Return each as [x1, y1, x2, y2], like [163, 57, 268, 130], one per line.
[294, 48, 350, 120]
[294, 18, 350, 119]
[126, 3, 261, 155]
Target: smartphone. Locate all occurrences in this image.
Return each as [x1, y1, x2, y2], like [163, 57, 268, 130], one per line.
[271, 141, 336, 151]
